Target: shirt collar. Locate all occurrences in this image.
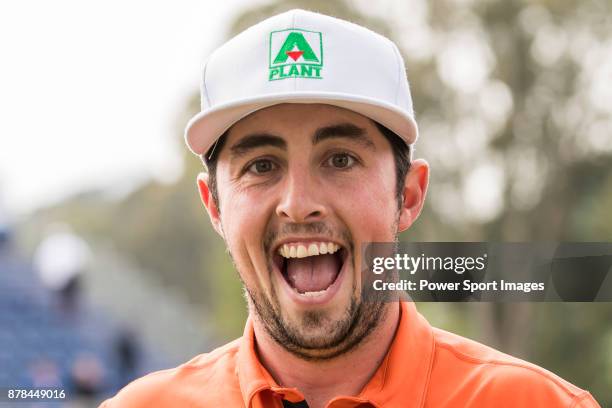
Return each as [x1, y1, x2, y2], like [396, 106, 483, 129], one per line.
[237, 301, 434, 408]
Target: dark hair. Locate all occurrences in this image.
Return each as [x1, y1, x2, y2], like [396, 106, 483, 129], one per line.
[201, 121, 411, 210]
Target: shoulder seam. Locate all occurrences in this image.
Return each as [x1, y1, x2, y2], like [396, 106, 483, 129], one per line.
[435, 341, 583, 398]
[182, 341, 240, 369]
[569, 391, 597, 408]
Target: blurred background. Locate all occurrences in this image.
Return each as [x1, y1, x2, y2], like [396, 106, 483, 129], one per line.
[1, 0, 611, 406]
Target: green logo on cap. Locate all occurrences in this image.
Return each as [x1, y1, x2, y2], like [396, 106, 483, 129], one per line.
[269, 29, 323, 81]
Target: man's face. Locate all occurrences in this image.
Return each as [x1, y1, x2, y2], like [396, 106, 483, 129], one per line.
[201, 104, 425, 359]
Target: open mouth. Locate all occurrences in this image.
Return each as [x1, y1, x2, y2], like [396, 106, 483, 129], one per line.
[273, 241, 348, 298]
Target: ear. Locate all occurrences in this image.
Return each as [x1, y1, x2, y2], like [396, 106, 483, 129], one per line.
[398, 159, 429, 232]
[197, 172, 224, 238]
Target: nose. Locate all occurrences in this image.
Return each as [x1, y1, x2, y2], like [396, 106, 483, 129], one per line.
[275, 166, 327, 223]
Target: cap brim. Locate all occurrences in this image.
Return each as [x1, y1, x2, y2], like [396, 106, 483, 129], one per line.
[184, 92, 418, 155]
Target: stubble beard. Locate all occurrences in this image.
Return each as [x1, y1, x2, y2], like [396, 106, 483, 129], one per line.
[236, 222, 390, 362]
[245, 275, 389, 361]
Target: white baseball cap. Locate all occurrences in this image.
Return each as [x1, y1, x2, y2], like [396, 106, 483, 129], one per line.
[185, 9, 418, 156]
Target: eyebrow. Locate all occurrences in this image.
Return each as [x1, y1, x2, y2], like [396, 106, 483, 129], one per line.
[228, 122, 376, 158]
[229, 133, 287, 157]
[313, 123, 376, 150]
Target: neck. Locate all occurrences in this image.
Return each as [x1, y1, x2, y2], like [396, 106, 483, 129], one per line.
[252, 302, 400, 408]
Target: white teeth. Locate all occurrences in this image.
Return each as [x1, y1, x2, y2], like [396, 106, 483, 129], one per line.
[296, 245, 308, 258]
[278, 241, 342, 258]
[299, 289, 327, 297]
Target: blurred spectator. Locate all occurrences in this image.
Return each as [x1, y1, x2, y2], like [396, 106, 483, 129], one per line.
[28, 357, 63, 388]
[70, 352, 106, 397]
[113, 328, 140, 386]
[33, 224, 91, 314]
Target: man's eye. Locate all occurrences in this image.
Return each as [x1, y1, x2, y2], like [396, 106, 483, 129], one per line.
[247, 159, 276, 174]
[327, 153, 355, 169]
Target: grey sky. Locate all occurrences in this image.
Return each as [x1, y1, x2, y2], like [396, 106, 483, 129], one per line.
[0, 0, 255, 216]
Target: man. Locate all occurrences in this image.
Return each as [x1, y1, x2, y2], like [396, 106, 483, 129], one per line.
[101, 9, 600, 408]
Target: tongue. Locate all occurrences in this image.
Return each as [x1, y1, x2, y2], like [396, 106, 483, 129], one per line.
[285, 254, 341, 293]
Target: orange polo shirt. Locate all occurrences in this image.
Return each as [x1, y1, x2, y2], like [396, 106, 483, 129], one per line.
[100, 302, 600, 407]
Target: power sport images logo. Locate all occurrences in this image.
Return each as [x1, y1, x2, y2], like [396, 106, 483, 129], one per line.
[269, 29, 323, 81]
